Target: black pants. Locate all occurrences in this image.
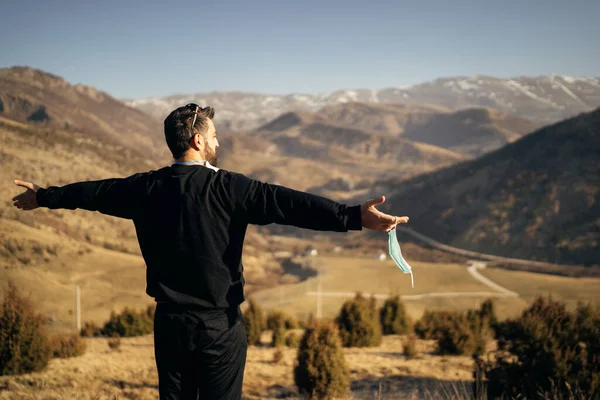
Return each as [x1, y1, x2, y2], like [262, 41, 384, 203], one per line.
[153, 303, 247, 400]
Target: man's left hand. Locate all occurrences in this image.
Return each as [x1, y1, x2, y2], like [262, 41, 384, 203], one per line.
[12, 180, 41, 211]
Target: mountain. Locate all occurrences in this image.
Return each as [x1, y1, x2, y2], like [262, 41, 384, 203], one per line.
[311, 102, 538, 157]
[125, 75, 600, 131]
[0, 67, 168, 162]
[372, 109, 600, 266]
[217, 107, 467, 200]
[218, 101, 538, 198]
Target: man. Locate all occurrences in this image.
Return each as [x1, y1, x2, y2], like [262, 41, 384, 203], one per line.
[12, 103, 409, 400]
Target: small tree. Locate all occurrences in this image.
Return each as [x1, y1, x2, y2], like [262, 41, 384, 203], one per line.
[478, 299, 497, 328]
[380, 295, 412, 335]
[335, 293, 382, 347]
[49, 335, 87, 358]
[403, 334, 418, 358]
[436, 313, 478, 355]
[273, 347, 284, 364]
[244, 298, 265, 346]
[107, 337, 121, 351]
[0, 282, 52, 376]
[285, 332, 301, 348]
[272, 319, 287, 347]
[294, 322, 349, 399]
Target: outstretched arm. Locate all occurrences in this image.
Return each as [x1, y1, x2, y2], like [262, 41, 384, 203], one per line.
[12, 174, 147, 220]
[228, 173, 407, 232]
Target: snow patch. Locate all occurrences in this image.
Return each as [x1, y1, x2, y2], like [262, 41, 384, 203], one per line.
[551, 75, 590, 108]
[370, 89, 379, 103]
[457, 80, 479, 91]
[344, 90, 358, 100]
[504, 80, 561, 108]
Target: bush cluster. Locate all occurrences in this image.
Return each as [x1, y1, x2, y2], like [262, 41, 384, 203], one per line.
[335, 293, 382, 347]
[81, 305, 155, 338]
[415, 300, 497, 356]
[267, 309, 297, 347]
[0, 282, 52, 376]
[294, 322, 349, 399]
[243, 298, 265, 346]
[435, 313, 479, 355]
[475, 296, 600, 399]
[267, 309, 298, 330]
[379, 295, 411, 335]
[49, 335, 87, 358]
[80, 321, 103, 337]
[414, 310, 461, 340]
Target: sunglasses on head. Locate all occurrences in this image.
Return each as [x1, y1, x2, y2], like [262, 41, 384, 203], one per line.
[185, 103, 201, 140]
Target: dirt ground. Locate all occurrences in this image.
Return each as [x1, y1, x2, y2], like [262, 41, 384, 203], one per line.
[0, 333, 476, 400]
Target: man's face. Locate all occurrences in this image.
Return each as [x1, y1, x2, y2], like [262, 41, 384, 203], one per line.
[202, 119, 219, 166]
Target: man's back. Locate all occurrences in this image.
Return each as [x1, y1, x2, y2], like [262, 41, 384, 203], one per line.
[135, 164, 246, 309]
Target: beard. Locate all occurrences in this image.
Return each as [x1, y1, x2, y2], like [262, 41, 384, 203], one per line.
[205, 146, 218, 167]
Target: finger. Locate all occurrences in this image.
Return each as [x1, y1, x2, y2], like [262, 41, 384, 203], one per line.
[13, 180, 35, 191]
[364, 196, 385, 208]
[379, 212, 397, 224]
[396, 216, 409, 224]
[12, 192, 26, 202]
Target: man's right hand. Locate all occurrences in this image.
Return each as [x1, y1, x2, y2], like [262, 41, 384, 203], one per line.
[360, 196, 408, 232]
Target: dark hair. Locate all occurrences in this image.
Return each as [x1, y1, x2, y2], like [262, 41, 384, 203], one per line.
[164, 104, 215, 158]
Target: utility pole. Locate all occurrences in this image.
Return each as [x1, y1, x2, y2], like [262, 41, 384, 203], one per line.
[279, 286, 283, 307]
[76, 285, 81, 334]
[316, 276, 322, 319]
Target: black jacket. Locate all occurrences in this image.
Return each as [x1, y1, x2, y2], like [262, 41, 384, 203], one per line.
[37, 164, 362, 309]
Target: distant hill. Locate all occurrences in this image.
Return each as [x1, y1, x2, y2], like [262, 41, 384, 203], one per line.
[126, 75, 600, 130]
[314, 102, 449, 136]
[0, 67, 168, 162]
[400, 107, 538, 157]
[374, 109, 600, 266]
[310, 102, 538, 157]
[217, 108, 466, 200]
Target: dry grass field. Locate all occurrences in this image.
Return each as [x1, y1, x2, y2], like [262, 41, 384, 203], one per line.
[478, 267, 600, 309]
[253, 255, 600, 322]
[0, 333, 477, 400]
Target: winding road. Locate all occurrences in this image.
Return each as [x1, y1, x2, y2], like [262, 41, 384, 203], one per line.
[305, 262, 519, 301]
[305, 230, 522, 301]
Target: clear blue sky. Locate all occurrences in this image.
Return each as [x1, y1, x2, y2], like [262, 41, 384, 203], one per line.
[1, 0, 599, 99]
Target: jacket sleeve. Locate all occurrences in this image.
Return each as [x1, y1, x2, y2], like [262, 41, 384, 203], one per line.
[36, 173, 148, 220]
[227, 172, 362, 232]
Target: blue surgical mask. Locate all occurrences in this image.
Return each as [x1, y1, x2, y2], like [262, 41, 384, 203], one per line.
[388, 227, 414, 288]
